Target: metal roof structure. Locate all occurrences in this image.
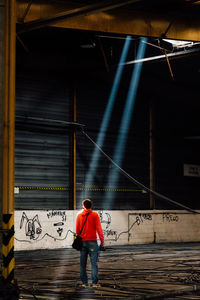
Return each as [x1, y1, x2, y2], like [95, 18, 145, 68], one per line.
[16, 0, 200, 41]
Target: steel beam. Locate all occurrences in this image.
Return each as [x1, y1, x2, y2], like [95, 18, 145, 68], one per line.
[1, 0, 16, 284]
[0, 0, 4, 255]
[51, 10, 200, 42]
[17, 0, 141, 33]
[16, 1, 200, 41]
[18, 0, 33, 23]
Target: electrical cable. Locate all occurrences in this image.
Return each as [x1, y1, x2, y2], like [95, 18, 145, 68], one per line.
[16, 115, 86, 128]
[82, 128, 200, 214]
[15, 114, 199, 214]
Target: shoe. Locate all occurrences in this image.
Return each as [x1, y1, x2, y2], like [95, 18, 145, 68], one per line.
[81, 284, 89, 288]
[92, 283, 101, 288]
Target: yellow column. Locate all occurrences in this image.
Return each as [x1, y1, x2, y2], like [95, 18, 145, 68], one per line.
[2, 0, 16, 283]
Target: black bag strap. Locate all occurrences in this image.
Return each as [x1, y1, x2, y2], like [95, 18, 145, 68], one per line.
[80, 213, 90, 235]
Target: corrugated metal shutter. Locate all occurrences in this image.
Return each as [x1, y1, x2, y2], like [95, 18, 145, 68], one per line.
[15, 69, 150, 210]
[15, 73, 70, 209]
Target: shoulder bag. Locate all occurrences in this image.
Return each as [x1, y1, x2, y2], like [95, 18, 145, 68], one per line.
[72, 213, 89, 251]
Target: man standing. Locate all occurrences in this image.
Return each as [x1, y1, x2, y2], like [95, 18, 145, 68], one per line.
[76, 199, 105, 288]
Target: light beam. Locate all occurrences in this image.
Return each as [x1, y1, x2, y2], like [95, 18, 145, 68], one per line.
[81, 36, 132, 201]
[105, 37, 147, 208]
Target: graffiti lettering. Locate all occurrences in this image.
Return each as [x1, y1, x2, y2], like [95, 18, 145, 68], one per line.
[163, 213, 179, 222]
[47, 210, 67, 222]
[136, 213, 152, 226]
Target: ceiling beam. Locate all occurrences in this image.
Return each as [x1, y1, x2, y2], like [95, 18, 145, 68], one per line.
[51, 10, 200, 42]
[18, 0, 33, 23]
[17, 0, 141, 33]
[16, 1, 200, 41]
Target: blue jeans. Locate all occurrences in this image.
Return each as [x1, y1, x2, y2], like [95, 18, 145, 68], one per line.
[80, 240, 99, 284]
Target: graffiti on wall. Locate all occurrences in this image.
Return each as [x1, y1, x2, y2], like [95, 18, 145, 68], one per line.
[15, 210, 181, 245]
[16, 210, 74, 243]
[98, 212, 154, 241]
[98, 211, 118, 241]
[122, 212, 180, 241]
[47, 210, 67, 237]
[99, 211, 111, 229]
[163, 213, 179, 222]
[135, 213, 152, 226]
[130, 212, 179, 228]
[20, 212, 42, 240]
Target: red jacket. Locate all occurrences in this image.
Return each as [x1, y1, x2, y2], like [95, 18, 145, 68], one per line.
[76, 208, 104, 244]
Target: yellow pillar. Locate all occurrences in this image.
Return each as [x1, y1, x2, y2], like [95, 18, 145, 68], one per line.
[2, 0, 16, 283]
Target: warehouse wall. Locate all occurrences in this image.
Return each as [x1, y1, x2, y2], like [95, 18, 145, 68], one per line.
[15, 27, 200, 213]
[14, 209, 200, 251]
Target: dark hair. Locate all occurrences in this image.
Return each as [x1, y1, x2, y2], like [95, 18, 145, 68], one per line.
[83, 199, 92, 209]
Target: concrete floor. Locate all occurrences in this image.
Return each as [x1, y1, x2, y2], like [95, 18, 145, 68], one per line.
[15, 243, 200, 299]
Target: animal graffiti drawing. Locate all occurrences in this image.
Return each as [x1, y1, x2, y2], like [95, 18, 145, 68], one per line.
[20, 212, 42, 240]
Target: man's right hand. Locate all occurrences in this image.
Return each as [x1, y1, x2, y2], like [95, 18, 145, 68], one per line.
[99, 244, 105, 251]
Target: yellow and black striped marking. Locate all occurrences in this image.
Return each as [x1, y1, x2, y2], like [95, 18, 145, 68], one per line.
[2, 214, 15, 283]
